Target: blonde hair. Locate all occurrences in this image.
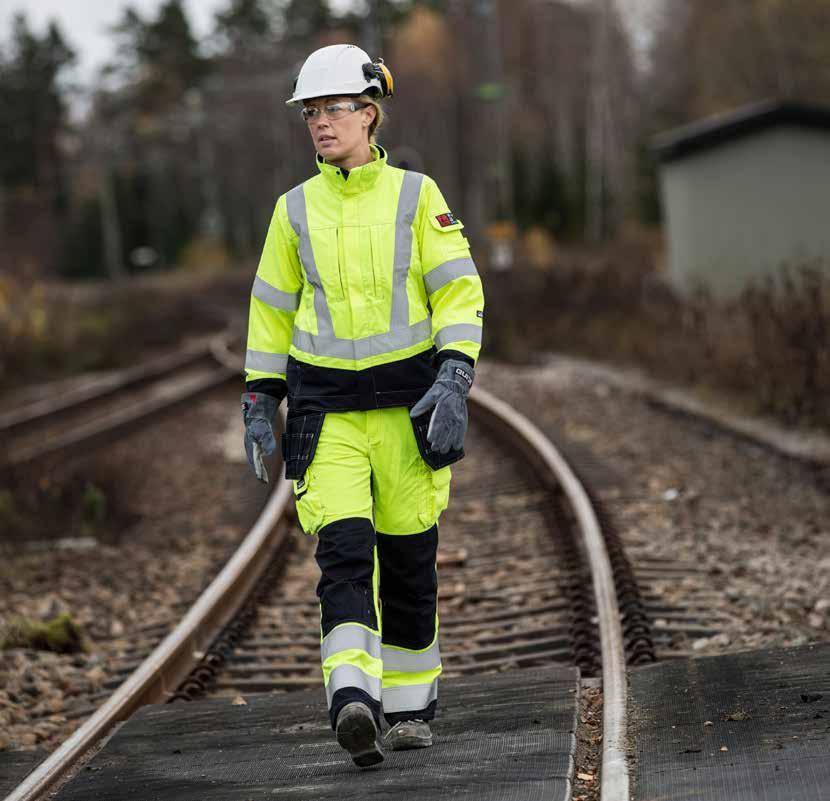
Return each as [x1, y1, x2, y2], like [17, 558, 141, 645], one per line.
[357, 94, 385, 144]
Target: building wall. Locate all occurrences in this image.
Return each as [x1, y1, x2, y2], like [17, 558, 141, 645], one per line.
[660, 126, 830, 297]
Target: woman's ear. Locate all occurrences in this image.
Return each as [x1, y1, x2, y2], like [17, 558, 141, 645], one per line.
[362, 104, 377, 128]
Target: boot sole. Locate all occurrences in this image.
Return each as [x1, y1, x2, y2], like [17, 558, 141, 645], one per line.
[336, 705, 384, 768]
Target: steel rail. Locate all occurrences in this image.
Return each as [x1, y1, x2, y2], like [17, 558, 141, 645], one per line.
[0, 336, 229, 433]
[6, 362, 628, 801]
[4, 406, 292, 801]
[469, 385, 629, 801]
[2, 332, 238, 468]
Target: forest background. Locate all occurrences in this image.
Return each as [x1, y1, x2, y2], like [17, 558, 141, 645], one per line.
[2, 0, 830, 426]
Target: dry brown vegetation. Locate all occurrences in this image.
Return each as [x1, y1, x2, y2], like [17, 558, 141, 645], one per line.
[0, 271, 250, 392]
[483, 246, 830, 429]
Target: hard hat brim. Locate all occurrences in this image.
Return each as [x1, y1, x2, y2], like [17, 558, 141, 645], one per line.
[286, 85, 377, 106]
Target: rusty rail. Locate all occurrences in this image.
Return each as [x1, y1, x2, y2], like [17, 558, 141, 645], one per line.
[6, 359, 629, 801]
[4, 408, 291, 801]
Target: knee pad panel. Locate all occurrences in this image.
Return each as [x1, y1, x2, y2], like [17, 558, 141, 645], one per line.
[316, 518, 377, 635]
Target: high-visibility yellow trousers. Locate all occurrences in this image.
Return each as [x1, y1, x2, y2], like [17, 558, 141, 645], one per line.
[292, 406, 451, 729]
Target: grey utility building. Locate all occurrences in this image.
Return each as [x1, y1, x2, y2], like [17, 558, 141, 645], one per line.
[654, 100, 830, 298]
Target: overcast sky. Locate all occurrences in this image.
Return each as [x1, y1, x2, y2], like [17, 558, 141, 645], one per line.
[0, 0, 656, 86]
[0, 1, 220, 82]
[0, 0, 354, 84]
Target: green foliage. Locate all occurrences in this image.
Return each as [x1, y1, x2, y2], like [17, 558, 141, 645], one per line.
[282, 0, 331, 40]
[511, 151, 585, 240]
[0, 490, 30, 534]
[634, 137, 662, 226]
[59, 196, 106, 280]
[108, 1, 208, 112]
[81, 483, 108, 526]
[1, 613, 86, 654]
[0, 14, 75, 191]
[335, 0, 414, 41]
[214, 0, 278, 51]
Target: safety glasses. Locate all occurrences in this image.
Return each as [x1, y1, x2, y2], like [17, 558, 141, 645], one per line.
[301, 101, 367, 123]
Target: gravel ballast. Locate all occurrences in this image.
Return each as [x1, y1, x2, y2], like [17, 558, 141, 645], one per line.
[4, 351, 829, 773]
[476, 357, 830, 656]
[0, 381, 268, 754]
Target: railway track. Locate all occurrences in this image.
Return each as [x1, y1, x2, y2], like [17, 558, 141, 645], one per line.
[0, 333, 238, 470]
[5, 367, 641, 801]
[179, 419, 597, 699]
[1, 336, 738, 801]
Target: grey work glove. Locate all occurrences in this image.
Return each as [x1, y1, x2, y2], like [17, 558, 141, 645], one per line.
[410, 359, 474, 454]
[241, 392, 279, 483]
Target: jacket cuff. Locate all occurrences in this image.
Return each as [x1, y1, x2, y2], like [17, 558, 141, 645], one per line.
[245, 377, 288, 403]
[433, 349, 475, 370]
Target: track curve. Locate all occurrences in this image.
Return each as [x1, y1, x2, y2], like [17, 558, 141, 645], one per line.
[4, 371, 630, 801]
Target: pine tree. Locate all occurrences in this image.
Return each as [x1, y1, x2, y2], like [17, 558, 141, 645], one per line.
[0, 14, 75, 190]
[108, 1, 206, 111]
[214, 0, 278, 52]
[282, 0, 332, 41]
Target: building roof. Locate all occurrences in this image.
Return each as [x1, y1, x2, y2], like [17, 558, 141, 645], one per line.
[653, 99, 830, 164]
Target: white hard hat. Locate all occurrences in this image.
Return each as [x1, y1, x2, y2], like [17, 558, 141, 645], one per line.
[286, 44, 394, 106]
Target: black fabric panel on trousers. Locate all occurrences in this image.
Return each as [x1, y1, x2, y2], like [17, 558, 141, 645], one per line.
[286, 349, 437, 412]
[384, 698, 438, 727]
[376, 526, 439, 650]
[328, 687, 381, 732]
[315, 518, 377, 637]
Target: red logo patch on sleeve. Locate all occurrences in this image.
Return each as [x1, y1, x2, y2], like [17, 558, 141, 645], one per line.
[435, 212, 459, 227]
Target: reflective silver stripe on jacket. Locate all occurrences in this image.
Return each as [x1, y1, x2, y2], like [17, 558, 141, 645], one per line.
[382, 680, 438, 714]
[252, 276, 300, 312]
[423, 257, 478, 296]
[285, 174, 432, 361]
[321, 624, 381, 664]
[245, 349, 288, 374]
[286, 184, 335, 339]
[293, 318, 431, 361]
[381, 638, 441, 673]
[325, 664, 382, 707]
[390, 171, 425, 328]
[434, 323, 483, 350]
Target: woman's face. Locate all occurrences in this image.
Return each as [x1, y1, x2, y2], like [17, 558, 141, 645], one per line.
[303, 96, 376, 162]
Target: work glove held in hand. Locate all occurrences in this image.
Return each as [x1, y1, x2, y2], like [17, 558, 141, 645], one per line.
[409, 359, 474, 454]
[241, 392, 278, 482]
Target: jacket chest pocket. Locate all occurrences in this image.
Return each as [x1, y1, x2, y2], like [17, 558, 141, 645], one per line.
[309, 228, 346, 302]
[364, 224, 394, 300]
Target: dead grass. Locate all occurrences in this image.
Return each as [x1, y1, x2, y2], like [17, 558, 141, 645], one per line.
[483, 245, 830, 430]
[0, 271, 250, 392]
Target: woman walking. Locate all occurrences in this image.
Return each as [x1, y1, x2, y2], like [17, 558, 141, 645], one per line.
[240, 44, 484, 768]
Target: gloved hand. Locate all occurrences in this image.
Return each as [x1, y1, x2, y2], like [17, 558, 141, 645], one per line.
[410, 359, 474, 454]
[241, 392, 279, 483]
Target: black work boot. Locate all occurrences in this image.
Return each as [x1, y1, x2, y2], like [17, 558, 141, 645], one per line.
[384, 719, 433, 750]
[335, 702, 384, 768]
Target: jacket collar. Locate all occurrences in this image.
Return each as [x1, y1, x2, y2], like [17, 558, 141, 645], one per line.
[317, 144, 387, 195]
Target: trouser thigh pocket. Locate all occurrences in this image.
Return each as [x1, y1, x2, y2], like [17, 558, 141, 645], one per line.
[281, 410, 325, 480]
[418, 463, 452, 530]
[293, 464, 327, 535]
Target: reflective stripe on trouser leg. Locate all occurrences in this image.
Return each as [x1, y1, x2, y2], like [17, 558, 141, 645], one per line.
[381, 644, 441, 720]
[315, 517, 383, 729]
[376, 525, 441, 724]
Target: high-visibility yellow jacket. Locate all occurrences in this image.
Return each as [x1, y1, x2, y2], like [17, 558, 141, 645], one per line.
[245, 145, 484, 412]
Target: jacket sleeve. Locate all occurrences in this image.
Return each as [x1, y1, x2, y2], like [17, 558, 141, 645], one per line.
[416, 176, 484, 365]
[245, 194, 304, 385]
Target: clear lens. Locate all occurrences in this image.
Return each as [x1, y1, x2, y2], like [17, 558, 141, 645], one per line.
[301, 101, 365, 123]
[323, 102, 353, 120]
